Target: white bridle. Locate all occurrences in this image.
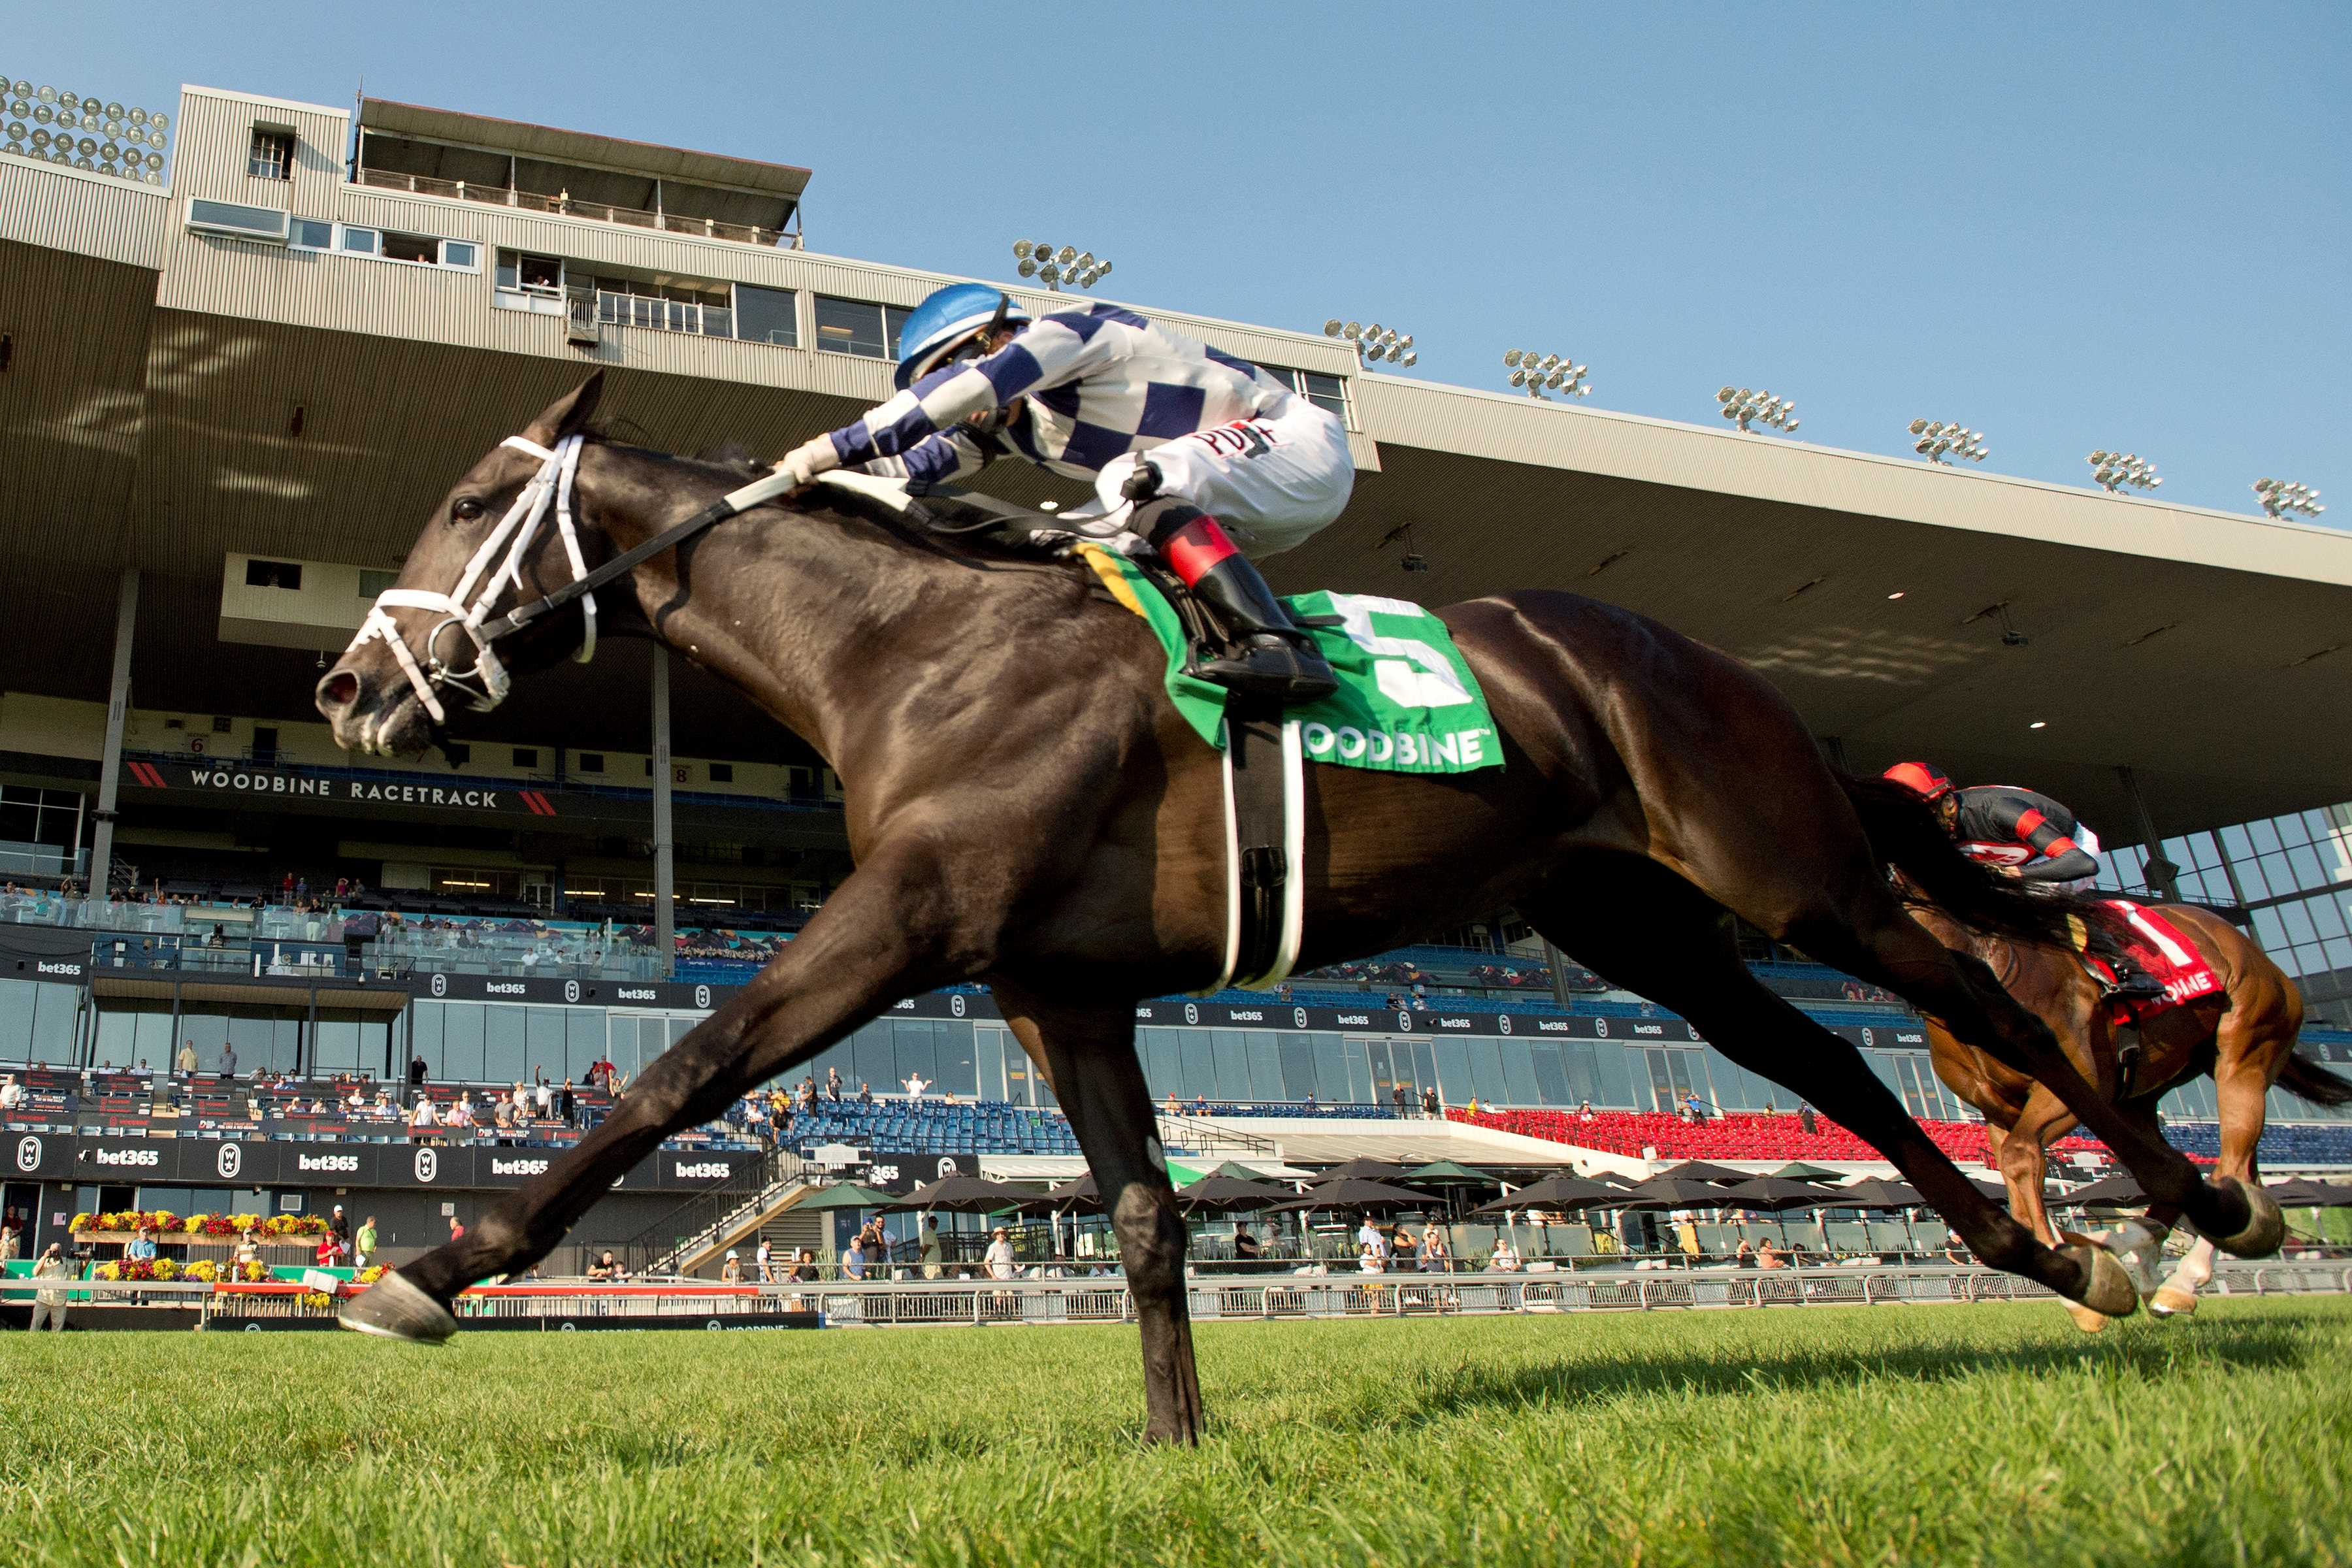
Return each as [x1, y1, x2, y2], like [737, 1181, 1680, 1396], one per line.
[346, 433, 597, 742]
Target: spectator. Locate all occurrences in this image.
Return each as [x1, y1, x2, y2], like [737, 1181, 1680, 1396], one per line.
[1354, 1216, 1389, 1265]
[1734, 1238, 1757, 1267]
[1488, 1235, 1522, 1272]
[534, 1081, 553, 1119]
[446, 1094, 475, 1130]
[1164, 1092, 1180, 1118]
[0, 1074, 24, 1112]
[558, 1079, 576, 1126]
[407, 1054, 427, 1088]
[1420, 1228, 1451, 1273]
[1390, 1083, 1409, 1115]
[29, 1243, 70, 1332]
[755, 1237, 776, 1283]
[1799, 1104, 1818, 1135]
[985, 1226, 1017, 1281]
[0, 1222, 18, 1262]
[1421, 1085, 1439, 1119]
[355, 1216, 378, 1270]
[1943, 1231, 1972, 1266]
[857, 1081, 874, 1107]
[448, 1215, 465, 1245]
[1232, 1224, 1261, 1264]
[1356, 1239, 1386, 1274]
[315, 1230, 344, 1268]
[842, 1235, 868, 1281]
[219, 1042, 237, 1078]
[329, 1205, 350, 1256]
[125, 1226, 158, 1266]
[903, 1073, 930, 1102]
[789, 1249, 819, 1284]
[919, 1217, 943, 1280]
[233, 1228, 262, 1273]
[1390, 1226, 1418, 1269]
[720, 1250, 744, 1284]
[1576, 1099, 1595, 1122]
[587, 1251, 618, 1282]
[825, 1067, 842, 1101]
[1758, 1239, 1787, 1270]
[176, 1039, 199, 1077]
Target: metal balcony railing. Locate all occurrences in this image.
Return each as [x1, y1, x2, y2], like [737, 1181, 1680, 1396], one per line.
[353, 165, 799, 248]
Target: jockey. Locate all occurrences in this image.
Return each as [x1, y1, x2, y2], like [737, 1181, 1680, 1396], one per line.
[1881, 762, 2164, 1002]
[770, 283, 1348, 702]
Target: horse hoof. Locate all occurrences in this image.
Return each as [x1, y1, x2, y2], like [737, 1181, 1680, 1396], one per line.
[2202, 1176, 2283, 1259]
[339, 1270, 457, 1345]
[2065, 1301, 2111, 1334]
[2059, 1241, 2140, 1320]
[2148, 1287, 2199, 1318]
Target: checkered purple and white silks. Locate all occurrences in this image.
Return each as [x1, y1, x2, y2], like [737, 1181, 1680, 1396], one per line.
[830, 304, 1292, 491]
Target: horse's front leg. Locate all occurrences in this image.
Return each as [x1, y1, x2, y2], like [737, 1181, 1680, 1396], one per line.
[344, 845, 973, 1341]
[996, 985, 1203, 1445]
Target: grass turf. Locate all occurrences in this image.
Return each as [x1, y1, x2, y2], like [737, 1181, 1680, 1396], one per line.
[1, 1297, 2347, 1567]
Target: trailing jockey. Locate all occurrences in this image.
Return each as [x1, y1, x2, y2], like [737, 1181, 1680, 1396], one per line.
[771, 284, 1350, 702]
[1882, 762, 2166, 1004]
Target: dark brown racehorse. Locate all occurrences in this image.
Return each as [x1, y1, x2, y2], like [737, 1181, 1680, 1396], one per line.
[1915, 898, 2347, 1330]
[316, 376, 2277, 1442]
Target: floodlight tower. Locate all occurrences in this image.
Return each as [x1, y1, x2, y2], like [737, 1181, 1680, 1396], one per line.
[1, 80, 169, 182]
[2087, 451, 2161, 493]
[1502, 350, 1590, 399]
[1012, 240, 1111, 292]
[1908, 419, 1989, 465]
[1324, 320, 1416, 368]
[1716, 386, 1799, 433]
[2252, 478, 2324, 520]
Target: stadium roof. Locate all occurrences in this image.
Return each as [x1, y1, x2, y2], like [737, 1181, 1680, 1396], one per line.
[1, 81, 2347, 839]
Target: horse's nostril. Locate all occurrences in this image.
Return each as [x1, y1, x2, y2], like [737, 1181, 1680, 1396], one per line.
[317, 669, 361, 711]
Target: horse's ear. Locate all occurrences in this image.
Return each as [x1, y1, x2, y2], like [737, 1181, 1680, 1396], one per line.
[520, 372, 606, 448]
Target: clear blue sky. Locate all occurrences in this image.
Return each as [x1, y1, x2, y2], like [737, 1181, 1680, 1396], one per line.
[16, 5, 2347, 520]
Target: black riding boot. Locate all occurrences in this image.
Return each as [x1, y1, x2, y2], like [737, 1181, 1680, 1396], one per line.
[1134, 488, 1337, 704]
[2104, 956, 2168, 1005]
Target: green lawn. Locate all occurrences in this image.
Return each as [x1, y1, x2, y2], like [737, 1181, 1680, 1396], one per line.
[3, 1298, 2348, 1567]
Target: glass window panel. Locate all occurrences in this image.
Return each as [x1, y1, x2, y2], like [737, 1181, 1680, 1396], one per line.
[847, 1019, 893, 1094]
[1204, 1030, 1247, 1100]
[312, 1011, 361, 1074]
[442, 240, 477, 269]
[0, 981, 35, 1063]
[2323, 936, 2352, 972]
[1499, 1040, 1541, 1105]
[2288, 845, 2327, 890]
[1529, 1043, 1570, 1105]
[2309, 898, 2348, 940]
[1311, 1034, 1350, 1102]
[410, 1002, 443, 1076]
[2259, 854, 2293, 896]
[2234, 858, 2270, 900]
[1467, 1039, 1509, 1104]
[340, 226, 378, 254]
[482, 1005, 527, 1085]
[2219, 823, 2254, 861]
[1246, 1032, 1285, 1101]
[1175, 1029, 1215, 1099]
[813, 295, 887, 358]
[1277, 1034, 1318, 1102]
[524, 1008, 566, 1082]
[289, 217, 332, 249]
[893, 1019, 940, 1089]
[2280, 903, 2318, 944]
[1298, 371, 1348, 420]
[2274, 813, 2311, 847]
[2247, 821, 2283, 855]
[133, 1009, 174, 1068]
[1428, 1039, 1471, 1105]
[1596, 1043, 1644, 1108]
[1342, 1039, 1373, 1103]
[936, 1020, 975, 1099]
[1140, 1028, 1183, 1099]
[566, 1010, 603, 1081]
[2251, 907, 2287, 949]
[443, 1003, 486, 1083]
[885, 304, 912, 357]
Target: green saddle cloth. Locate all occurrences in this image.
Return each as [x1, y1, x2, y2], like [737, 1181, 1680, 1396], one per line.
[1075, 544, 1503, 775]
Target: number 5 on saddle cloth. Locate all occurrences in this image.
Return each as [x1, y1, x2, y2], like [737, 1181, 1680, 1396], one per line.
[1071, 543, 1505, 992]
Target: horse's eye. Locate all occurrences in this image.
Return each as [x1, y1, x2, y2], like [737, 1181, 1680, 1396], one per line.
[451, 497, 485, 523]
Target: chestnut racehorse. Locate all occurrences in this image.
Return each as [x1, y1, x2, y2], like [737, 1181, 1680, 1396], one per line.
[1916, 899, 2346, 1330]
[316, 376, 2276, 1442]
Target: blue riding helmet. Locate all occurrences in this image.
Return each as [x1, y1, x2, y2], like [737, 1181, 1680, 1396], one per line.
[892, 282, 1033, 390]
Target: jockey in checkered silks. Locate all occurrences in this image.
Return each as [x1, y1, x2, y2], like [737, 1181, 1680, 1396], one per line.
[772, 283, 1352, 702]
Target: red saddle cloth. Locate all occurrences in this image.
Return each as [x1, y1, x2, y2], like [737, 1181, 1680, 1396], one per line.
[2091, 900, 2223, 1022]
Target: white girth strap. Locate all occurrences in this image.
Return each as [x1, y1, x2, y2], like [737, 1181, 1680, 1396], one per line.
[344, 434, 596, 736]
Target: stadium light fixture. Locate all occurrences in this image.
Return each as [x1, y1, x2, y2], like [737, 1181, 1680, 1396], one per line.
[1716, 385, 1799, 433]
[2087, 450, 2161, 493]
[1012, 239, 1112, 292]
[2252, 477, 2324, 520]
[0, 80, 169, 183]
[1907, 418, 1988, 465]
[1501, 349, 1590, 400]
[1324, 319, 1416, 368]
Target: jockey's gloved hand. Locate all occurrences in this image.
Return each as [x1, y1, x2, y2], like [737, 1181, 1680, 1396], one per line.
[771, 436, 840, 492]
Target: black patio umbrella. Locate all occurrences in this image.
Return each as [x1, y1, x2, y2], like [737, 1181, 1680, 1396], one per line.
[1263, 1179, 1432, 1213]
[1617, 1176, 1746, 1210]
[2268, 1177, 2352, 1207]
[1718, 1177, 1841, 1213]
[1399, 1159, 1495, 1187]
[1173, 1175, 1290, 1213]
[1833, 1179, 1927, 1210]
[1315, 1158, 1413, 1183]
[1019, 1175, 1099, 1213]
[1469, 1175, 1629, 1216]
[1649, 1160, 1751, 1184]
[2055, 1173, 2146, 1209]
[1771, 1162, 1843, 1181]
[883, 1176, 1039, 1213]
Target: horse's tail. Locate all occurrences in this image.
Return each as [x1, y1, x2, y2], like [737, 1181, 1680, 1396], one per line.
[1836, 772, 2080, 949]
[2279, 1049, 2352, 1109]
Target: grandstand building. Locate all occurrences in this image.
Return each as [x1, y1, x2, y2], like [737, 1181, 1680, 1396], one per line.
[3, 77, 2349, 1262]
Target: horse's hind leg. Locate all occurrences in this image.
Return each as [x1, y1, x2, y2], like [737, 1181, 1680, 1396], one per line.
[995, 985, 1203, 1445]
[1993, 1090, 2118, 1333]
[2153, 1009, 2286, 1315]
[1800, 899, 2271, 1257]
[1523, 860, 2136, 1318]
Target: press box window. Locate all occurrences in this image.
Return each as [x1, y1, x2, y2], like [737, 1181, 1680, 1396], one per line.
[735, 284, 798, 347]
[244, 559, 302, 590]
[356, 569, 397, 598]
[248, 128, 294, 181]
[708, 763, 734, 783]
[289, 218, 333, 250]
[1295, 371, 1348, 421]
[495, 250, 564, 297]
[512, 748, 538, 769]
[814, 295, 913, 360]
[576, 753, 604, 774]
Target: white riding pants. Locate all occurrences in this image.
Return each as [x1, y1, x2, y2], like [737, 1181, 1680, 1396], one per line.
[1077, 393, 1354, 559]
